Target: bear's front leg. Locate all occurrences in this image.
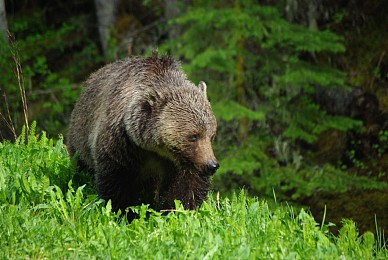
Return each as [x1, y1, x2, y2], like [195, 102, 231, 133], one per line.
[93, 152, 141, 214]
[163, 169, 211, 210]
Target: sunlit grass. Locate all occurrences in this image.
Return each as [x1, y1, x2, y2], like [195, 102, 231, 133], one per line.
[0, 126, 386, 259]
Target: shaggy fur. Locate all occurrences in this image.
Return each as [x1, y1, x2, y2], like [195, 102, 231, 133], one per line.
[67, 53, 218, 214]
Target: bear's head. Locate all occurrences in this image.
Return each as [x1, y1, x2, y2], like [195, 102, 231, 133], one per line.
[157, 81, 219, 176]
[123, 54, 219, 176]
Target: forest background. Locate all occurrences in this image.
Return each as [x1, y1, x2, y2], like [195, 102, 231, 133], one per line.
[0, 0, 387, 237]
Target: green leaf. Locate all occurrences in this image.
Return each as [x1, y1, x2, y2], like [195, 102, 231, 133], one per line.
[213, 101, 265, 122]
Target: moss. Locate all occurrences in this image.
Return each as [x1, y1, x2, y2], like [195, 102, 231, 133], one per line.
[303, 189, 388, 238]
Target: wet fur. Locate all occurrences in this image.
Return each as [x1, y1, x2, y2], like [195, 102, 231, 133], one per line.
[67, 53, 217, 214]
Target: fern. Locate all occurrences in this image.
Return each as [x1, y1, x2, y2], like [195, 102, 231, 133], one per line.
[0, 122, 78, 205]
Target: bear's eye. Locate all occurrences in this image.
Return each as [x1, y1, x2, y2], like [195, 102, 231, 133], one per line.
[188, 134, 199, 142]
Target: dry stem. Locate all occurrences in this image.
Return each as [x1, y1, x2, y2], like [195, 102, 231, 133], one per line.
[0, 32, 29, 140]
[9, 32, 29, 133]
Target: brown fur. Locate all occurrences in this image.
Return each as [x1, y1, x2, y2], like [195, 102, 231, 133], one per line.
[67, 52, 218, 215]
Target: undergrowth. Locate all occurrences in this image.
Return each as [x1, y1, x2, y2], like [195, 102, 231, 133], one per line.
[214, 135, 388, 200]
[0, 126, 387, 259]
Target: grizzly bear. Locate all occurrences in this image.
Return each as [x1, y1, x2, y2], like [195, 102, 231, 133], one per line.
[67, 52, 219, 214]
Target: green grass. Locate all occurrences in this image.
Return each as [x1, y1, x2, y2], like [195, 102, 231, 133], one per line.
[0, 124, 387, 259]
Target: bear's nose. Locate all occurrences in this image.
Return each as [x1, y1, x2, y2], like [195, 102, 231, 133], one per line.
[206, 160, 219, 175]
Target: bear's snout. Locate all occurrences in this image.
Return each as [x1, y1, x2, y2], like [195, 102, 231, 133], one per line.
[205, 160, 219, 175]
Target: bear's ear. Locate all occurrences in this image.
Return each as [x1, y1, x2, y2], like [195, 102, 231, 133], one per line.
[198, 81, 207, 99]
[143, 92, 168, 115]
[142, 93, 158, 115]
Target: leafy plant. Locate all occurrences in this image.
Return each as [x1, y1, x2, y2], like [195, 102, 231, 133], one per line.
[1, 126, 386, 258]
[0, 122, 91, 205]
[162, 0, 369, 199]
[0, 12, 102, 135]
[213, 135, 387, 200]
[1, 186, 386, 258]
[164, 1, 361, 142]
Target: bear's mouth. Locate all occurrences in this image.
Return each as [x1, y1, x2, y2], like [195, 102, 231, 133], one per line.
[195, 164, 211, 176]
[172, 152, 218, 176]
[178, 160, 215, 177]
[173, 157, 201, 175]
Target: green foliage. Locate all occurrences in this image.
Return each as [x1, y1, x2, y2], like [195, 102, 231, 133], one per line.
[164, 0, 360, 142]
[0, 126, 386, 258]
[162, 0, 371, 200]
[0, 11, 102, 134]
[375, 130, 388, 158]
[212, 100, 265, 122]
[1, 184, 387, 258]
[0, 122, 88, 205]
[164, 2, 348, 128]
[213, 135, 388, 200]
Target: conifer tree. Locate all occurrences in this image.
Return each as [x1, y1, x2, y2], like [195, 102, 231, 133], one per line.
[163, 0, 362, 195]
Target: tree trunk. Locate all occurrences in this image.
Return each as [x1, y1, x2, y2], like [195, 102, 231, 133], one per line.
[235, 1, 248, 141]
[285, 0, 298, 22]
[94, 0, 118, 57]
[165, 0, 188, 40]
[285, 0, 319, 30]
[307, 0, 318, 30]
[0, 0, 8, 41]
